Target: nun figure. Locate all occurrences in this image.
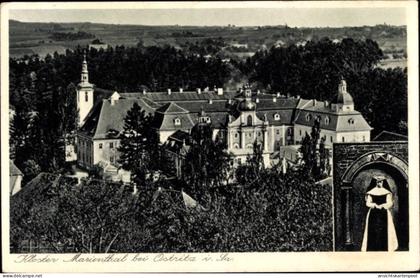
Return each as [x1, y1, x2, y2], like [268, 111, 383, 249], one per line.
[361, 175, 398, 251]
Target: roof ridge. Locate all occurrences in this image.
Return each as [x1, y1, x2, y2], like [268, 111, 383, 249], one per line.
[157, 102, 189, 114]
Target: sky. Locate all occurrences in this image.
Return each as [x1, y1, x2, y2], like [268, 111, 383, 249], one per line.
[9, 7, 407, 27]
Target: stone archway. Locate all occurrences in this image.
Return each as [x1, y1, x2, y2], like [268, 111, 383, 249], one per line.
[341, 151, 408, 184]
[338, 151, 408, 251]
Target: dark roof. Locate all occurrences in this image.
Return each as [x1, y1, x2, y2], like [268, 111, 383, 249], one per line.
[140, 91, 239, 102]
[79, 98, 156, 139]
[294, 99, 372, 132]
[156, 102, 189, 114]
[81, 88, 371, 139]
[336, 90, 354, 105]
[168, 130, 191, 143]
[152, 109, 195, 131]
[372, 131, 408, 141]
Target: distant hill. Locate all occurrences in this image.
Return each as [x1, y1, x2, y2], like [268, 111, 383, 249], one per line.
[9, 20, 406, 59]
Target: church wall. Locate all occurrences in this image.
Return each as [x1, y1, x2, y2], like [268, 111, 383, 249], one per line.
[293, 124, 370, 146]
[335, 131, 370, 143]
[77, 87, 94, 125]
[92, 139, 121, 166]
[77, 134, 94, 169]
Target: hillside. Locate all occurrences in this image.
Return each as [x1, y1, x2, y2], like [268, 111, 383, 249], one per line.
[9, 20, 406, 61]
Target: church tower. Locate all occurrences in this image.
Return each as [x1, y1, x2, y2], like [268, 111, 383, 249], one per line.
[77, 52, 94, 126]
[331, 79, 354, 112]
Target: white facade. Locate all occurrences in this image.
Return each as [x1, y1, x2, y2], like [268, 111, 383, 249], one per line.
[76, 54, 94, 125]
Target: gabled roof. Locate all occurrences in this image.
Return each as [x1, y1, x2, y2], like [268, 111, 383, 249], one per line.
[10, 160, 23, 176]
[156, 102, 189, 114]
[79, 98, 156, 139]
[294, 107, 372, 132]
[373, 131, 408, 141]
[152, 111, 195, 131]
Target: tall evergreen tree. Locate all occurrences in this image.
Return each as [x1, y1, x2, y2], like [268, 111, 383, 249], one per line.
[118, 103, 157, 186]
[183, 123, 232, 195]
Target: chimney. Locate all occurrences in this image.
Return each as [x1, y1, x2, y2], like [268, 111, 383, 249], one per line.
[179, 88, 183, 93]
[142, 89, 146, 95]
[110, 91, 120, 105]
[312, 99, 316, 106]
[217, 88, 223, 95]
[324, 100, 329, 107]
[257, 90, 261, 95]
[197, 88, 202, 94]
[273, 97, 277, 103]
[286, 93, 291, 98]
[276, 92, 281, 97]
[256, 98, 260, 103]
[167, 88, 171, 95]
[228, 99, 232, 104]
[209, 99, 213, 104]
[296, 95, 301, 99]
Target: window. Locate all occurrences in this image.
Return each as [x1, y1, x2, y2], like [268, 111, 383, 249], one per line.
[110, 142, 114, 149]
[85, 91, 88, 102]
[258, 132, 262, 137]
[330, 136, 333, 142]
[247, 115, 252, 126]
[306, 114, 312, 121]
[342, 137, 345, 142]
[363, 135, 366, 142]
[233, 143, 239, 149]
[99, 143, 103, 149]
[110, 156, 114, 163]
[276, 130, 280, 135]
[348, 118, 355, 125]
[274, 113, 280, 121]
[299, 130, 302, 136]
[235, 133, 238, 138]
[325, 116, 330, 125]
[174, 118, 181, 126]
[238, 158, 242, 164]
[287, 128, 292, 136]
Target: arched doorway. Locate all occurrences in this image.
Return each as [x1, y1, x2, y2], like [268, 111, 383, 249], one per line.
[339, 151, 408, 251]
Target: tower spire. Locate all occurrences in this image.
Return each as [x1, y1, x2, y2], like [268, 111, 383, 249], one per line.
[81, 50, 89, 84]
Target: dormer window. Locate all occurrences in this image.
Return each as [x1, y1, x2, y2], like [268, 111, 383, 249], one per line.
[274, 113, 280, 121]
[348, 118, 355, 125]
[174, 118, 181, 126]
[325, 116, 330, 125]
[85, 91, 89, 102]
[306, 114, 312, 122]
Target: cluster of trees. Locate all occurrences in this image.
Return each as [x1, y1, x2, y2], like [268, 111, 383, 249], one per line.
[242, 38, 407, 135]
[49, 31, 95, 41]
[300, 120, 331, 179]
[11, 164, 332, 253]
[10, 83, 78, 183]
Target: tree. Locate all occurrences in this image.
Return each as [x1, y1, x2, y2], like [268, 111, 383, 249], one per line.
[118, 102, 157, 186]
[235, 140, 264, 185]
[10, 175, 139, 253]
[10, 105, 32, 163]
[183, 123, 232, 197]
[299, 119, 329, 179]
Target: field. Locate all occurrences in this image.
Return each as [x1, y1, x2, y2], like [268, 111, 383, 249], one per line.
[9, 20, 407, 61]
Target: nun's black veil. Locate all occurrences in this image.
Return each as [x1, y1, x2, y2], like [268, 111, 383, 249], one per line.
[366, 177, 392, 193]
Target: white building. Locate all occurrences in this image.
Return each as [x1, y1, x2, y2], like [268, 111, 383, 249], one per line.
[75, 57, 372, 173]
